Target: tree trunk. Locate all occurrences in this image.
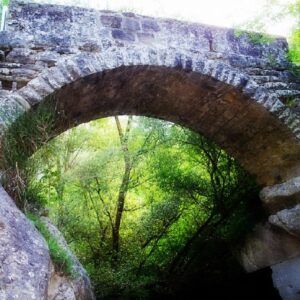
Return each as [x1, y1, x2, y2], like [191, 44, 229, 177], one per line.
[112, 116, 132, 263]
[112, 163, 131, 255]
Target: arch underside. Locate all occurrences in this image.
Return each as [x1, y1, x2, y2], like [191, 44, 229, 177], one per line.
[1, 0, 299, 187]
[40, 65, 300, 186]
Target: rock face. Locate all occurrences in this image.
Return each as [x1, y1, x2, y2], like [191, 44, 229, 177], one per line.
[47, 262, 94, 300]
[0, 186, 50, 299]
[269, 204, 300, 237]
[239, 222, 300, 273]
[272, 256, 300, 300]
[41, 217, 96, 300]
[0, 185, 95, 300]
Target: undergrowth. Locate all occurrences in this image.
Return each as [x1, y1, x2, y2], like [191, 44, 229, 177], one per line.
[0, 94, 77, 278]
[27, 212, 77, 278]
[0, 97, 58, 209]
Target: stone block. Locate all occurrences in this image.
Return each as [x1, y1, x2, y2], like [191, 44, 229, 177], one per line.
[112, 29, 135, 42]
[100, 15, 122, 28]
[142, 19, 160, 32]
[269, 204, 300, 237]
[137, 32, 154, 44]
[260, 177, 300, 213]
[239, 223, 300, 273]
[122, 12, 136, 18]
[123, 18, 141, 31]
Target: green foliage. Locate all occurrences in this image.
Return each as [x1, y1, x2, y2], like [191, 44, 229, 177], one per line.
[0, 99, 57, 170]
[1, 0, 9, 6]
[0, 98, 57, 209]
[234, 29, 274, 45]
[284, 96, 298, 108]
[26, 212, 76, 277]
[0, 0, 9, 30]
[26, 116, 261, 298]
[287, 1, 300, 65]
[288, 29, 300, 65]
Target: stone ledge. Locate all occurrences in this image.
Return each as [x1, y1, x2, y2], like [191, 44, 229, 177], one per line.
[269, 204, 300, 237]
[239, 222, 300, 273]
[260, 177, 300, 213]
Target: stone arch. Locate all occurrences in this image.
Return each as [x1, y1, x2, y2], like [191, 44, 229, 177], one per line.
[0, 4, 300, 297]
[3, 46, 299, 186]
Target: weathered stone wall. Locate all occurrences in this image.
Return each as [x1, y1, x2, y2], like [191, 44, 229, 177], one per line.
[1, 0, 299, 108]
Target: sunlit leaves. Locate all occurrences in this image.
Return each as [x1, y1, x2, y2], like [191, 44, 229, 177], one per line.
[28, 116, 259, 298]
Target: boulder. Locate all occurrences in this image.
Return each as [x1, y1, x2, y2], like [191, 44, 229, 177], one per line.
[0, 185, 95, 300]
[0, 186, 50, 299]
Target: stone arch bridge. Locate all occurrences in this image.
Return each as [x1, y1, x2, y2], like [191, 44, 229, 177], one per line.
[0, 1, 300, 299]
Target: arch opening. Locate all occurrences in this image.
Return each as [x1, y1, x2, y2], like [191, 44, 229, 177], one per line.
[0, 63, 298, 299]
[24, 114, 275, 299]
[33, 65, 300, 186]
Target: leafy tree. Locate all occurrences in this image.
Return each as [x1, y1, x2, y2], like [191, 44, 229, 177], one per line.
[25, 116, 261, 298]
